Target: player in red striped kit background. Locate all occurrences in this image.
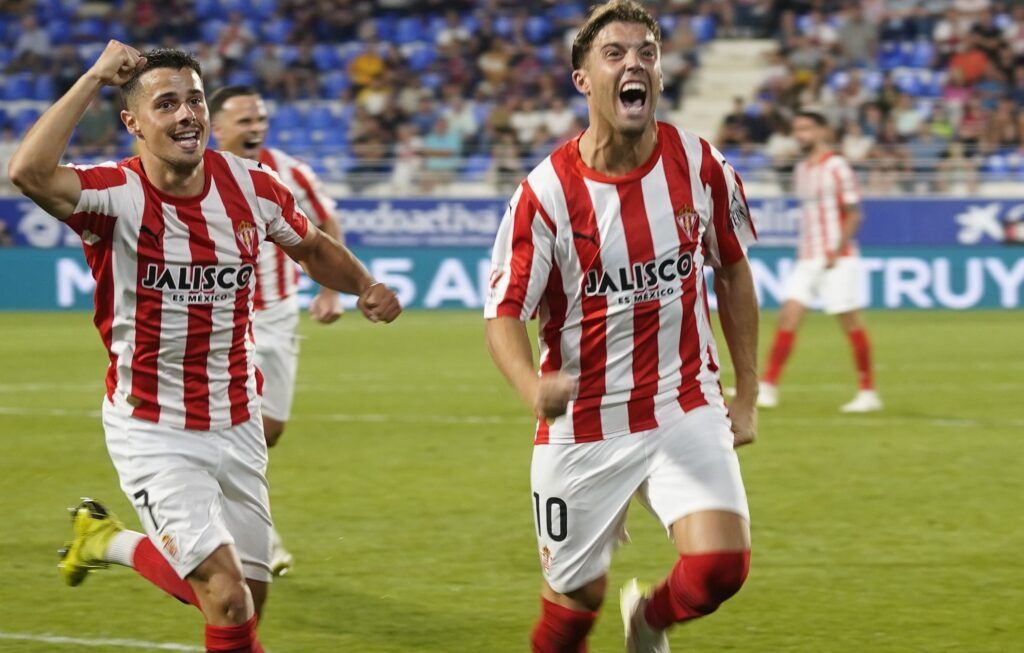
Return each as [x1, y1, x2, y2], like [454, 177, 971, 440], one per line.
[759, 109, 882, 413]
[209, 85, 346, 576]
[7, 41, 400, 653]
[485, 2, 758, 651]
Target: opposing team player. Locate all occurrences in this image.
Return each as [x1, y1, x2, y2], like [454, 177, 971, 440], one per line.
[7, 42, 400, 652]
[759, 109, 881, 413]
[485, 2, 758, 651]
[209, 85, 344, 576]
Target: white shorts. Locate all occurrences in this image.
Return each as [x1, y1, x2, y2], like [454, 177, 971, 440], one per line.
[102, 399, 274, 582]
[253, 299, 300, 422]
[530, 405, 749, 594]
[783, 256, 864, 315]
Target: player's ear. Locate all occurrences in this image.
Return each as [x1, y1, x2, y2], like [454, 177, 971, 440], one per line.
[572, 69, 590, 96]
[121, 109, 142, 139]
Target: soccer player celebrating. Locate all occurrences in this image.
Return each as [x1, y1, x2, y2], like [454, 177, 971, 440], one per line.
[7, 42, 400, 652]
[758, 108, 881, 413]
[485, 2, 758, 651]
[209, 85, 345, 576]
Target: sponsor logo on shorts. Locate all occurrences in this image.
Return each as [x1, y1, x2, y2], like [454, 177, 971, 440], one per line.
[161, 534, 180, 561]
[541, 545, 552, 572]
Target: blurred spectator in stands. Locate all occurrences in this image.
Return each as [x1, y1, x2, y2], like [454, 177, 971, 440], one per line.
[1004, 6, 1024, 57]
[391, 123, 424, 194]
[718, 98, 750, 149]
[928, 106, 956, 141]
[162, 0, 199, 42]
[349, 120, 391, 193]
[985, 97, 1020, 148]
[841, 121, 875, 165]
[420, 116, 462, 188]
[975, 62, 1008, 110]
[489, 129, 526, 196]
[510, 98, 544, 146]
[436, 10, 470, 48]
[949, 33, 992, 85]
[71, 97, 119, 159]
[478, 38, 513, 93]
[443, 87, 479, 145]
[942, 67, 974, 122]
[938, 140, 979, 194]
[196, 43, 224, 91]
[836, 5, 877, 67]
[527, 125, 557, 161]
[410, 95, 441, 136]
[8, 15, 51, 73]
[51, 45, 85, 98]
[252, 44, 287, 99]
[356, 72, 394, 116]
[122, 0, 160, 43]
[0, 126, 21, 193]
[290, 41, 322, 99]
[1008, 66, 1024, 106]
[543, 96, 577, 142]
[348, 41, 386, 91]
[907, 120, 950, 191]
[970, 9, 1004, 58]
[860, 103, 885, 139]
[660, 21, 698, 105]
[804, 10, 838, 49]
[217, 12, 256, 79]
[933, 8, 969, 65]
[959, 98, 988, 154]
[893, 94, 926, 139]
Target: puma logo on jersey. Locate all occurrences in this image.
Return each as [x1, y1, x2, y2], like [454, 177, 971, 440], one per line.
[572, 230, 599, 245]
[583, 253, 693, 296]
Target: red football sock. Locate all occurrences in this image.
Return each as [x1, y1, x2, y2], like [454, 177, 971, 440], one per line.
[763, 329, 795, 385]
[132, 537, 200, 609]
[847, 328, 874, 390]
[530, 597, 597, 653]
[205, 614, 264, 652]
[644, 550, 751, 630]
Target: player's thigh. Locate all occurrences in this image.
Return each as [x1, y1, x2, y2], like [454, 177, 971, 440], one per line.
[217, 418, 274, 584]
[640, 406, 750, 547]
[783, 259, 825, 308]
[254, 336, 299, 424]
[530, 437, 647, 595]
[102, 402, 236, 579]
[822, 257, 864, 316]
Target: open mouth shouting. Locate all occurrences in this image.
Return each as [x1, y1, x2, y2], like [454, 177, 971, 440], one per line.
[171, 128, 202, 152]
[242, 135, 264, 155]
[618, 79, 648, 118]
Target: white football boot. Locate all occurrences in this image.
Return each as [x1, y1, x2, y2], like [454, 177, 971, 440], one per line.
[756, 381, 779, 409]
[621, 578, 670, 653]
[840, 389, 883, 413]
[269, 527, 294, 577]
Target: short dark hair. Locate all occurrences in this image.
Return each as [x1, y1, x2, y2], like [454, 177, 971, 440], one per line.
[121, 48, 202, 106]
[794, 107, 828, 126]
[208, 85, 260, 117]
[571, 0, 661, 70]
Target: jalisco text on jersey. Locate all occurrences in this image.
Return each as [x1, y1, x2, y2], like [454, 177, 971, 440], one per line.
[141, 264, 255, 292]
[583, 253, 694, 296]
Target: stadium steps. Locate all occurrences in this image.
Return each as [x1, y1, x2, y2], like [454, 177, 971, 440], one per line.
[672, 39, 774, 141]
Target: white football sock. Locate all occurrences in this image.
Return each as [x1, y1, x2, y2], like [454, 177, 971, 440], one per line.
[104, 530, 145, 567]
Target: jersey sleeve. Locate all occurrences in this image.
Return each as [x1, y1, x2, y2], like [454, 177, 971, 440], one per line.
[484, 181, 556, 321]
[701, 144, 757, 268]
[832, 157, 861, 206]
[289, 159, 337, 230]
[249, 166, 311, 247]
[68, 162, 127, 221]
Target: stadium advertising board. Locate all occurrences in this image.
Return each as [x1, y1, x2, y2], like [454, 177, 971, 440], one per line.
[1, 247, 1020, 311]
[3, 196, 1024, 248]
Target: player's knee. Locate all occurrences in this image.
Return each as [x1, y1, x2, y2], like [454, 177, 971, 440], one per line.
[203, 573, 252, 624]
[564, 576, 607, 612]
[683, 550, 750, 615]
[263, 420, 285, 447]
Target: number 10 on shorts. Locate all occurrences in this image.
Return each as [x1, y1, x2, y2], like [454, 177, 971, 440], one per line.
[533, 492, 567, 542]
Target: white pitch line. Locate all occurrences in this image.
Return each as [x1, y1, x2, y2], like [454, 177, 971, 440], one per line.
[0, 631, 202, 651]
[0, 406, 101, 418]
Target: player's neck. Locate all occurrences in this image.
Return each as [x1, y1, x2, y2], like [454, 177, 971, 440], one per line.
[578, 121, 658, 177]
[805, 144, 833, 165]
[139, 149, 206, 197]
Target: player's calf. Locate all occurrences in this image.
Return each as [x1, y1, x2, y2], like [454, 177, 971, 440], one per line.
[531, 577, 605, 653]
[644, 550, 751, 629]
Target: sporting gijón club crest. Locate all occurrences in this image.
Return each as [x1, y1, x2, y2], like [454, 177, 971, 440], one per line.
[234, 220, 257, 258]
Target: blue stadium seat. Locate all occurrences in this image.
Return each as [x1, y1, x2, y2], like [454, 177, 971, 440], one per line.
[0, 47, 13, 69]
[194, 0, 221, 19]
[200, 20, 225, 45]
[461, 153, 493, 181]
[405, 44, 437, 72]
[277, 45, 298, 65]
[892, 68, 921, 95]
[319, 127, 348, 148]
[462, 15, 480, 33]
[395, 17, 424, 45]
[374, 15, 397, 41]
[473, 102, 493, 126]
[321, 71, 351, 97]
[246, 0, 278, 20]
[878, 42, 902, 71]
[536, 44, 556, 64]
[47, 18, 72, 43]
[525, 16, 551, 44]
[493, 15, 513, 38]
[0, 108, 8, 130]
[658, 14, 679, 34]
[691, 15, 717, 43]
[13, 108, 41, 133]
[78, 43, 106, 66]
[548, 3, 584, 21]
[261, 17, 292, 44]
[271, 104, 304, 130]
[73, 17, 107, 42]
[795, 14, 813, 34]
[3, 74, 34, 101]
[33, 74, 54, 101]
[427, 15, 447, 35]
[911, 40, 935, 68]
[313, 45, 340, 71]
[227, 70, 257, 87]
[307, 105, 336, 130]
[284, 128, 313, 148]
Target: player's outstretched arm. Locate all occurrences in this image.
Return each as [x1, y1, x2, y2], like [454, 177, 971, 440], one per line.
[7, 40, 146, 219]
[306, 210, 345, 324]
[486, 317, 574, 420]
[715, 258, 759, 447]
[281, 229, 401, 323]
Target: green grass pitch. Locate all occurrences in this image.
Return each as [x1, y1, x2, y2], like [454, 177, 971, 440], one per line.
[0, 309, 1021, 652]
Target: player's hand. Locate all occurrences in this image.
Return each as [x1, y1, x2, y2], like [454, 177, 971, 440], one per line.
[727, 397, 757, 448]
[87, 40, 147, 87]
[357, 282, 401, 323]
[309, 289, 343, 324]
[825, 250, 838, 269]
[534, 373, 575, 421]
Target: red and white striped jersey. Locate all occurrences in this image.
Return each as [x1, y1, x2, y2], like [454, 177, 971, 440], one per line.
[253, 147, 336, 310]
[65, 149, 311, 430]
[485, 122, 756, 445]
[793, 152, 861, 259]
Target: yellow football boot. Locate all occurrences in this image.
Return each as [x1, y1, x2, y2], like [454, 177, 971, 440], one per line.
[58, 498, 124, 587]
